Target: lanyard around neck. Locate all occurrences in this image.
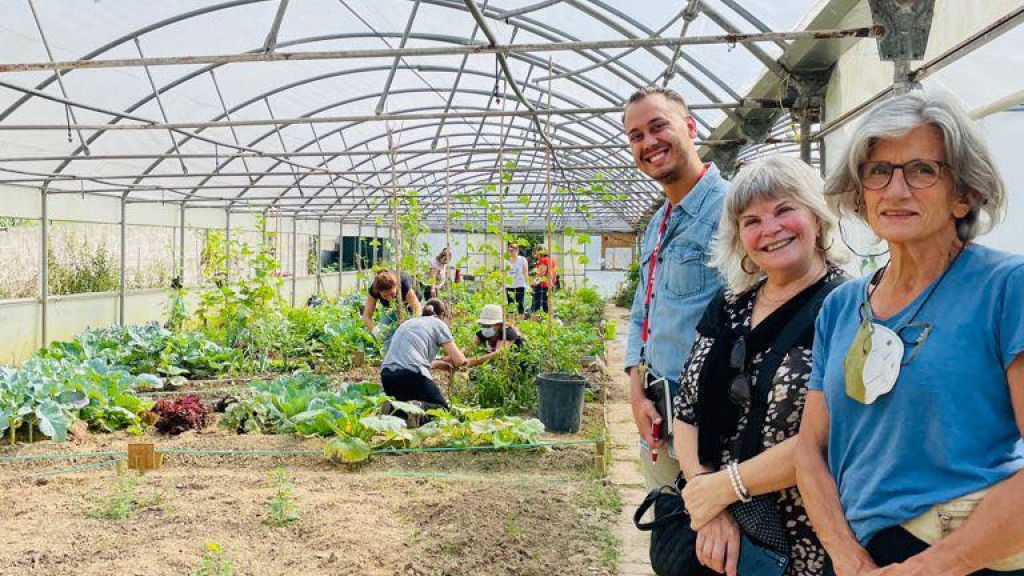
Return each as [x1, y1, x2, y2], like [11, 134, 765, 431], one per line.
[641, 204, 674, 349]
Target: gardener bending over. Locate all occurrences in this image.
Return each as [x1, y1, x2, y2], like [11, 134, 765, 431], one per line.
[362, 269, 422, 350]
[380, 299, 466, 411]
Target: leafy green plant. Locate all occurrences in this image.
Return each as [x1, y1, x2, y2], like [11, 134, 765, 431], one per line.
[613, 262, 640, 308]
[90, 471, 162, 520]
[265, 467, 300, 527]
[195, 542, 234, 576]
[0, 357, 154, 442]
[221, 372, 545, 463]
[38, 323, 240, 382]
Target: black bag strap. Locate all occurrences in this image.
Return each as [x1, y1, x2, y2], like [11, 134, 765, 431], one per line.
[633, 486, 689, 531]
[738, 276, 845, 460]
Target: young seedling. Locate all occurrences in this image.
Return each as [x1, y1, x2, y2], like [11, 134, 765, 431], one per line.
[195, 542, 234, 576]
[264, 467, 300, 527]
[89, 471, 162, 520]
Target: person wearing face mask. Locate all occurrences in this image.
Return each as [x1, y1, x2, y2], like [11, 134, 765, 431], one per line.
[467, 304, 524, 368]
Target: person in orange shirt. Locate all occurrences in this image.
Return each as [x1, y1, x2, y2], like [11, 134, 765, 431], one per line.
[530, 245, 556, 314]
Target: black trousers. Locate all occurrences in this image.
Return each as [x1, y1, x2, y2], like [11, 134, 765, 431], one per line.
[825, 526, 1024, 576]
[531, 285, 550, 313]
[380, 367, 449, 410]
[506, 287, 526, 314]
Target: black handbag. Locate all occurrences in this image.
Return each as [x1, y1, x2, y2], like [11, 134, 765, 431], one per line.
[633, 484, 700, 576]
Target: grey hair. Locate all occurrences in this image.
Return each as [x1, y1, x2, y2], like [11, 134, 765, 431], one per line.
[622, 86, 690, 124]
[713, 156, 848, 294]
[823, 90, 1005, 242]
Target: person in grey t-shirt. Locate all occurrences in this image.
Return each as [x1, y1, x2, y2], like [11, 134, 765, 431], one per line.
[380, 299, 467, 409]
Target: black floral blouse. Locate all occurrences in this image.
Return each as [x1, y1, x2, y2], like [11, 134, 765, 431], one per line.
[672, 266, 844, 576]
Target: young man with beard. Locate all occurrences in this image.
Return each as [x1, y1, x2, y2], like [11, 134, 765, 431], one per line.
[622, 86, 728, 489]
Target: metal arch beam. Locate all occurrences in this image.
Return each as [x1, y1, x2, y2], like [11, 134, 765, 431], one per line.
[375, 0, 423, 114]
[719, 0, 790, 53]
[7, 8, 701, 186]
[535, 4, 688, 83]
[17, 27, 633, 184]
[117, 38, 645, 192]
[0, 0, 268, 123]
[561, 0, 745, 113]
[263, 0, 291, 52]
[182, 73, 634, 204]
[193, 82, 629, 206]
[698, 3, 791, 81]
[261, 121, 649, 223]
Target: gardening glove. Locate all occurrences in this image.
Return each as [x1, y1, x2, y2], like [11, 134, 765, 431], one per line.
[371, 325, 384, 341]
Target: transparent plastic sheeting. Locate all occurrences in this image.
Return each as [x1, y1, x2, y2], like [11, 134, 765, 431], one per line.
[0, 0, 821, 231]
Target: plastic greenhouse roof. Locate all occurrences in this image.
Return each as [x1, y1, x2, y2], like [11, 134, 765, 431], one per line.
[0, 1, 942, 231]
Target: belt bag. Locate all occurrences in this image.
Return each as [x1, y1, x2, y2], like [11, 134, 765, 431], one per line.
[902, 489, 1024, 571]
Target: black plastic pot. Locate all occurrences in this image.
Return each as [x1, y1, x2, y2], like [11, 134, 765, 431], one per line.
[535, 372, 587, 433]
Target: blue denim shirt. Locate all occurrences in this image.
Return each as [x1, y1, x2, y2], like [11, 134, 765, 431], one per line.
[625, 164, 727, 383]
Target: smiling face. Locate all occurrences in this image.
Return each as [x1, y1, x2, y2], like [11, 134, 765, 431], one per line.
[738, 194, 822, 281]
[623, 94, 699, 185]
[861, 124, 970, 249]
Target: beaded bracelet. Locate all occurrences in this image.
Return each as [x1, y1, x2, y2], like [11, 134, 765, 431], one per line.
[727, 461, 753, 503]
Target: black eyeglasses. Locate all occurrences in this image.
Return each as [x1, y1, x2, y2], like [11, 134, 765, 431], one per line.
[858, 159, 950, 190]
[729, 338, 752, 407]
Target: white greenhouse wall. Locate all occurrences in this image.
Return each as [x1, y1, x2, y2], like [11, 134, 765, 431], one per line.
[822, 0, 1024, 255]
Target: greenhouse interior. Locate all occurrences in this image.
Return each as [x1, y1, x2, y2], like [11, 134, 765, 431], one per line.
[0, 1, 1022, 575]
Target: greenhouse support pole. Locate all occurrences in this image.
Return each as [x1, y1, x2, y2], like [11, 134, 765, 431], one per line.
[178, 204, 186, 285]
[119, 192, 127, 326]
[224, 208, 231, 284]
[342, 226, 350, 293]
[799, 112, 812, 165]
[39, 187, 49, 347]
[290, 217, 298, 307]
[315, 217, 323, 296]
[546, 57, 556, 331]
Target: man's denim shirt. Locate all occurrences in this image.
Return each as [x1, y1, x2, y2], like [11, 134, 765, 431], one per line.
[625, 164, 727, 383]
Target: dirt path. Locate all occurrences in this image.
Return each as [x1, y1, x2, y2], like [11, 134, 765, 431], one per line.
[604, 305, 656, 576]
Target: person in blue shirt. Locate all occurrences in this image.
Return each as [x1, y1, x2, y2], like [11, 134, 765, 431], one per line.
[622, 85, 728, 489]
[796, 91, 1024, 576]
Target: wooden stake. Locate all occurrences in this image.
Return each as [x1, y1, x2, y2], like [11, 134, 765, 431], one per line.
[127, 442, 163, 473]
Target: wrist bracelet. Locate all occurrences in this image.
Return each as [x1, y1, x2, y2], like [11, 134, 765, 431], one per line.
[727, 461, 753, 503]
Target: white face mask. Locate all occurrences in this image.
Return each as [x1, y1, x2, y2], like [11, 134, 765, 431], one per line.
[480, 326, 498, 338]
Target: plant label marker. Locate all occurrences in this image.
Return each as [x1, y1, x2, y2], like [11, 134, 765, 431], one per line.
[127, 442, 163, 473]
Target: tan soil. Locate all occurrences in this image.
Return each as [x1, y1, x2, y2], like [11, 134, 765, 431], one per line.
[0, 371, 617, 576]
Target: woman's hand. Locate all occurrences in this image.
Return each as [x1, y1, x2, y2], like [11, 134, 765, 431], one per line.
[683, 470, 735, 530]
[696, 510, 741, 576]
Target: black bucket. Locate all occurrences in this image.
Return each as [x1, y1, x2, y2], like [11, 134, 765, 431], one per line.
[536, 372, 587, 433]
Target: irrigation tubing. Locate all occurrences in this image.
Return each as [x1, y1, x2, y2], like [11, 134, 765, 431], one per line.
[0, 437, 601, 465]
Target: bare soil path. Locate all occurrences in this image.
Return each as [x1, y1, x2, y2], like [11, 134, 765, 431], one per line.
[604, 304, 656, 576]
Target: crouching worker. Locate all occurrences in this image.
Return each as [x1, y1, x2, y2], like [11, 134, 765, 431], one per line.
[380, 299, 465, 411]
[466, 304, 524, 368]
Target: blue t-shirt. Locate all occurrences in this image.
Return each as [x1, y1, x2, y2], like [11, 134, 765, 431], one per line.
[809, 243, 1024, 544]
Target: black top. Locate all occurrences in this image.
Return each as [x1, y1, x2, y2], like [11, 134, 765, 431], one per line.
[369, 271, 417, 310]
[475, 326, 524, 351]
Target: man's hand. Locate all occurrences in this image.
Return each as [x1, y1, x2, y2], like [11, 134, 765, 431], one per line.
[696, 511, 741, 576]
[683, 470, 735, 530]
[628, 367, 664, 448]
[371, 325, 384, 341]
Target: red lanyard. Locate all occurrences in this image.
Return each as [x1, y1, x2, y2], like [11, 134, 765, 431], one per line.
[640, 164, 708, 352]
[641, 204, 673, 346]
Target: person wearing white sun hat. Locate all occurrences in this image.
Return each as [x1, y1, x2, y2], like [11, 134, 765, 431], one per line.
[466, 304, 524, 368]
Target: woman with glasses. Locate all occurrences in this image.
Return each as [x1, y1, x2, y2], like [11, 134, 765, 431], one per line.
[796, 92, 1024, 575]
[671, 156, 848, 576]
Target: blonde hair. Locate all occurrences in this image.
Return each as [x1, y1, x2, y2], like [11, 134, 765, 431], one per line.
[713, 156, 848, 293]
